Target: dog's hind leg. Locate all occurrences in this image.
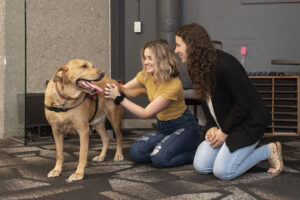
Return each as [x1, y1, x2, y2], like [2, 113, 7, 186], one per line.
[48, 129, 64, 178]
[106, 106, 124, 161]
[92, 115, 110, 162]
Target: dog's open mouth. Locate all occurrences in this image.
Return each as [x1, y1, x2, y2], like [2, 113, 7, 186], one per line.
[76, 79, 103, 93]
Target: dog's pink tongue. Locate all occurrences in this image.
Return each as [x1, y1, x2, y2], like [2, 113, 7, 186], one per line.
[83, 81, 103, 92]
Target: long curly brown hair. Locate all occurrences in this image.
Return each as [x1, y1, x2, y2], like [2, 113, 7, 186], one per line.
[175, 23, 217, 101]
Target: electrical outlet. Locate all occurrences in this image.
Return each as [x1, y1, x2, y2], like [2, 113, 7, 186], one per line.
[134, 21, 142, 33]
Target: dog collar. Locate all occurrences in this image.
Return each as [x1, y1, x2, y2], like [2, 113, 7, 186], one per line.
[54, 82, 77, 100]
[45, 93, 99, 123]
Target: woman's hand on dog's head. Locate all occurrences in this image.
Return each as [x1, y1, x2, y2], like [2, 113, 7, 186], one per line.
[104, 84, 120, 100]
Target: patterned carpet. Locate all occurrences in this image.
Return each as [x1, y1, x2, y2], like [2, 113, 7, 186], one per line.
[0, 129, 299, 200]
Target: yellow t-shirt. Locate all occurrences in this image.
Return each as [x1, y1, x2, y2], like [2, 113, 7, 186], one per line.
[136, 72, 187, 121]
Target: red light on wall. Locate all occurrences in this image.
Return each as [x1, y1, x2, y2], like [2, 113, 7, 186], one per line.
[241, 46, 247, 55]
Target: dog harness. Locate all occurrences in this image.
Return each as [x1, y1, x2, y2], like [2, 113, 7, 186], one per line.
[44, 83, 100, 123]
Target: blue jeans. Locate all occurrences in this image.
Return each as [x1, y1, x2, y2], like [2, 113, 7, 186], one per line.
[130, 109, 201, 168]
[193, 140, 270, 180]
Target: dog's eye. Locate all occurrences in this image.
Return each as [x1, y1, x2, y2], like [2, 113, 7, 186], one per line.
[81, 64, 88, 68]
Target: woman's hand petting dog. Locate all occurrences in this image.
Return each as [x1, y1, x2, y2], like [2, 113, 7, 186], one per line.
[105, 84, 120, 100]
[206, 127, 228, 149]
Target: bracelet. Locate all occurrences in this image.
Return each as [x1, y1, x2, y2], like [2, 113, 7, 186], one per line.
[114, 92, 126, 105]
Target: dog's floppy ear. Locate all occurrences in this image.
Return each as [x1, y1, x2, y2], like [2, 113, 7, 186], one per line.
[53, 65, 68, 82]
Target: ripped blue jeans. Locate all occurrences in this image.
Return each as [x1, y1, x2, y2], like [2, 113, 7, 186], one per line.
[129, 109, 201, 168]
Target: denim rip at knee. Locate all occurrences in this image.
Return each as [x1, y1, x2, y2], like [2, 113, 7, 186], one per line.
[150, 109, 199, 167]
[129, 131, 165, 163]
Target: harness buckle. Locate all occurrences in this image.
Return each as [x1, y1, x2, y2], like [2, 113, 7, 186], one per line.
[61, 103, 67, 111]
[88, 91, 99, 100]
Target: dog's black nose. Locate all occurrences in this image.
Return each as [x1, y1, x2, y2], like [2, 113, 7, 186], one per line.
[95, 71, 105, 81]
[100, 71, 105, 78]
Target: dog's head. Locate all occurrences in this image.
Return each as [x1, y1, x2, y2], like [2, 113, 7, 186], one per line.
[53, 59, 105, 95]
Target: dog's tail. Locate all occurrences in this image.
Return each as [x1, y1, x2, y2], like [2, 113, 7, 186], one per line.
[121, 86, 146, 98]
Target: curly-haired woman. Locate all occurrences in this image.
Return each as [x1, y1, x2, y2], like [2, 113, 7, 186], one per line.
[175, 23, 284, 180]
[105, 39, 201, 168]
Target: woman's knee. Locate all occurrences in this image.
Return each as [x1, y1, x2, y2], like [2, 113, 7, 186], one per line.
[193, 141, 215, 174]
[151, 155, 166, 168]
[193, 159, 211, 174]
[212, 147, 240, 181]
[193, 152, 213, 174]
[212, 165, 235, 181]
[129, 142, 149, 163]
[150, 145, 169, 168]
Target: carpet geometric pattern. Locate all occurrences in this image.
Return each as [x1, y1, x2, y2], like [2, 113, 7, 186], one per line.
[0, 130, 299, 200]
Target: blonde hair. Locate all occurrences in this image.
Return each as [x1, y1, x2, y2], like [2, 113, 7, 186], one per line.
[140, 39, 180, 83]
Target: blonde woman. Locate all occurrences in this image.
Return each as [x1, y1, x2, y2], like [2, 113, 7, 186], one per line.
[104, 39, 201, 167]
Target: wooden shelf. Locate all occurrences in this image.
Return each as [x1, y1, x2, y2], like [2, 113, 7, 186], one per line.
[249, 76, 300, 136]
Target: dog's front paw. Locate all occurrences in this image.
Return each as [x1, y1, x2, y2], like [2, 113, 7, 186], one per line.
[47, 169, 62, 178]
[113, 154, 124, 161]
[67, 172, 84, 182]
[92, 155, 105, 162]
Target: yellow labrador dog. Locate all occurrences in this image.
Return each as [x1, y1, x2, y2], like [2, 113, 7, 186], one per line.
[45, 59, 144, 182]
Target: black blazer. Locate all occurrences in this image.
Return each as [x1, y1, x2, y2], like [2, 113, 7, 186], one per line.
[203, 50, 271, 152]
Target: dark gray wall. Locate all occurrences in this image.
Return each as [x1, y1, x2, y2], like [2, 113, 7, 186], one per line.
[123, 0, 300, 118]
[124, 0, 157, 118]
[124, 0, 157, 82]
[181, 0, 300, 74]
[124, 0, 300, 75]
